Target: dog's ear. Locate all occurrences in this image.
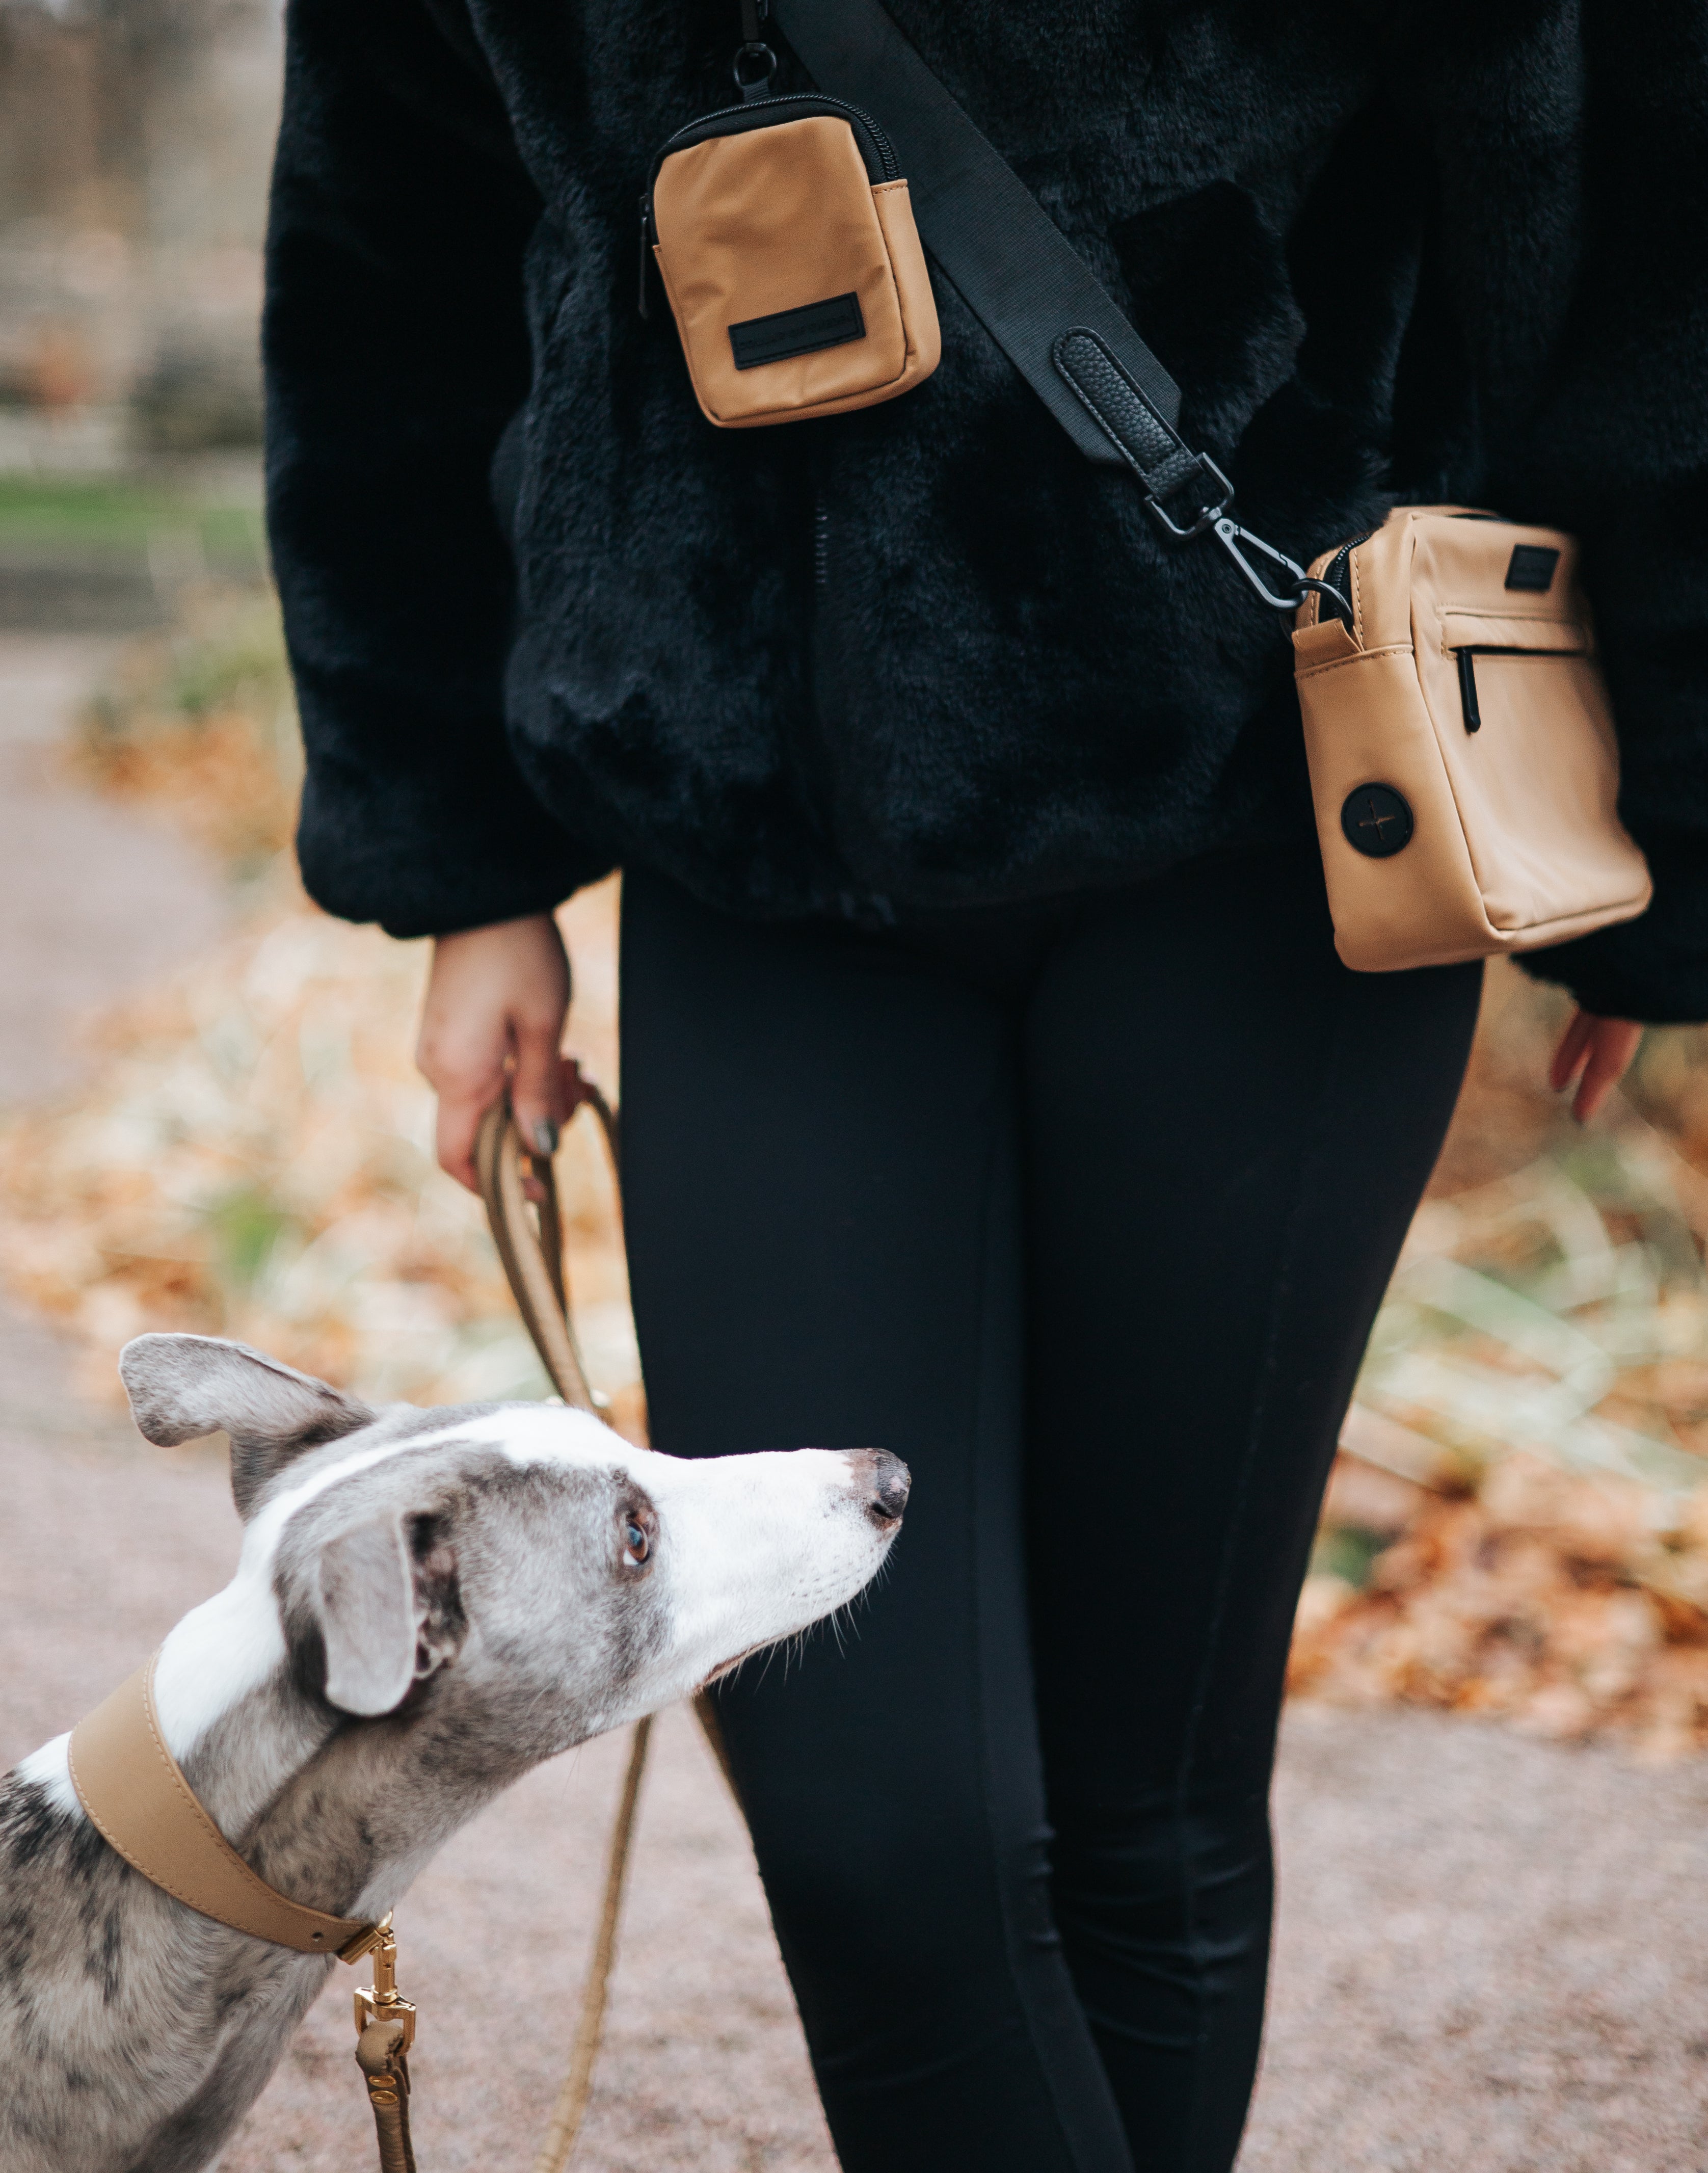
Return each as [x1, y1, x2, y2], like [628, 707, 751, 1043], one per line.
[119, 1333, 376, 1518]
[309, 1512, 463, 1717]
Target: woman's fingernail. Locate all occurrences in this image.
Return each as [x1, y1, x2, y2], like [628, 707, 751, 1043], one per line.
[532, 1118, 560, 1156]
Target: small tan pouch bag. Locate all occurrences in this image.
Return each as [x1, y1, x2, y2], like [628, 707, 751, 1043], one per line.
[643, 93, 940, 429]
[1291, 507, 1652, 973]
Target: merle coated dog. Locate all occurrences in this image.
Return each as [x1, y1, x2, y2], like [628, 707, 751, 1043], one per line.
[0, 1334, 908, 2173]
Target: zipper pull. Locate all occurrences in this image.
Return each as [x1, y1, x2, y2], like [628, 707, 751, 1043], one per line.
[637, 195, 652, 320]
[1457, 648, 1482, 733]
[734, 0, 777, 99]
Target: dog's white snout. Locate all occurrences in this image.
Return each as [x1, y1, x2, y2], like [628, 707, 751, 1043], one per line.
[845, 1447, 911, 1527]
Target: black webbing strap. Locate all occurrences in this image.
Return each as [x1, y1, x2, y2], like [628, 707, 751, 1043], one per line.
[767, 0, 1215, 510]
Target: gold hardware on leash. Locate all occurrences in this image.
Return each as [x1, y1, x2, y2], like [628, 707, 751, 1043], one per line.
[337, 1915, 393, 1966]
[351, 1916, 419, 2173]
[354, 1917, 417, 2055]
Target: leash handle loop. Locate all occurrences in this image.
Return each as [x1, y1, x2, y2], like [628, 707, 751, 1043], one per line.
[474, 1064, 620, 1415]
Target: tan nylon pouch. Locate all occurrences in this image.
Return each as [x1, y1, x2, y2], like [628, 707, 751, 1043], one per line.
[1291, 507, 1652, 972]
[651, 114, 940, 429]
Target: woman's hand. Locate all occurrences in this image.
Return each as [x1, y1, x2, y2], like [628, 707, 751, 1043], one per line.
[417, 914, 571, 1192]
[1549, 1006, 1643, 1124]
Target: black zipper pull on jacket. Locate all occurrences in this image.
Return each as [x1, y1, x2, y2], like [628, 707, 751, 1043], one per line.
[637, 195, 652, 319]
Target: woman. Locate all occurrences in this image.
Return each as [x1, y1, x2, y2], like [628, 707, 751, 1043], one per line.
[264, 3, 1703, 2165]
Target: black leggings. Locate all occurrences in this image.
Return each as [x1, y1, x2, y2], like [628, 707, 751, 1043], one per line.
[620, 848, 1480, 2173]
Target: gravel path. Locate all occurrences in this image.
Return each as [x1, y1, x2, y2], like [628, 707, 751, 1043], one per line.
[1, 632, 1704, 2171]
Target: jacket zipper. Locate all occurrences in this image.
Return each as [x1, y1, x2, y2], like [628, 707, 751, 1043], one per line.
[803, 479, 853, 902]
[1451, 644, 1583, 734]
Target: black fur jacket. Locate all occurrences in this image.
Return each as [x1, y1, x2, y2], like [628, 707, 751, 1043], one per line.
[266, 0, 1708, 1021]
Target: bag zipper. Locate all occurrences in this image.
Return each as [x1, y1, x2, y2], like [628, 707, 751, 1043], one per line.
[1316, 533, 1371, 629]
[648, 92, 899, 190]
[1451, 643, 1586, 734]
[639, 93, 900, 315]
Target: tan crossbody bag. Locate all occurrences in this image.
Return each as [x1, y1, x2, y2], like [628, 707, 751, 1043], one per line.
[1291, 509, 1651, 972]
[641, 18, 939, 430]
[661, 0, 1651, 972]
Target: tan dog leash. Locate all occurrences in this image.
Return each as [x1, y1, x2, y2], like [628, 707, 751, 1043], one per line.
[475, 1069, 739, 2173]
[474, 1071, 653, 2173]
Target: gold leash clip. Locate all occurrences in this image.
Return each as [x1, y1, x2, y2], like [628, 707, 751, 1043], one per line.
[354, 1916, 417, 2055]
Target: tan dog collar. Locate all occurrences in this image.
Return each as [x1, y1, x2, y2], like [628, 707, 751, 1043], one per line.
[67, 1652, 384, 1962]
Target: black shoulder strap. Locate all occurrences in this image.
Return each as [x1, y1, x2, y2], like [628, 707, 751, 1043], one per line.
[765, 0, 1336, 616]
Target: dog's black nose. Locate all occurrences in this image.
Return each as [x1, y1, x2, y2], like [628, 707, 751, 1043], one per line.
[853, 1448, 910, 1525]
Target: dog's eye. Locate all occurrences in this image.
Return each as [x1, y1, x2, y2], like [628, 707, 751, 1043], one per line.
[623, 1520, 650, 1566]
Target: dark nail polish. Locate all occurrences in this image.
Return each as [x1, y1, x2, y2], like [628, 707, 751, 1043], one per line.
[532, 1118, 560, 1156]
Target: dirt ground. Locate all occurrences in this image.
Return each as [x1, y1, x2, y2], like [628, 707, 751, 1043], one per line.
[3, 631, 1706, 2171]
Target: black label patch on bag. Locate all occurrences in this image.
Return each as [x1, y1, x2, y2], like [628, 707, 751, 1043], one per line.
[729, 293, 866, 370]
[1505, 544, 1560, 593]
[1341, 784, 1414, 858]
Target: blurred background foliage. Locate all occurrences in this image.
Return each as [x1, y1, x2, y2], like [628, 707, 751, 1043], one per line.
[4, 0, 1708, 1757]
[0, 589, 641, 1436]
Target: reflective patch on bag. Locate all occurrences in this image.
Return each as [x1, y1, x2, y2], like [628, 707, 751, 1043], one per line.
[1505, 545, 1560, 593]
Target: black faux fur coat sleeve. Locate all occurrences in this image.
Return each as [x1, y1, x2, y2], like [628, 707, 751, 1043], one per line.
[264, 0, 610, 937]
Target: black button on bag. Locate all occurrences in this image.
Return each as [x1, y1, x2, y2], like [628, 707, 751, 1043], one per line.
[1341, 784, 1414, 858]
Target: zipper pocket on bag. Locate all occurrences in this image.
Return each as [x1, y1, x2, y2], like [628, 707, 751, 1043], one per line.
[1450, 642, 1588, 734]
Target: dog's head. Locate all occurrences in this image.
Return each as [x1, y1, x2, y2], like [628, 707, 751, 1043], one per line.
[119, 1334, 907, 1774]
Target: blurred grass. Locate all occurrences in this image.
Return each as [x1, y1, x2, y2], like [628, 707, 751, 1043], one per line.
[0, 471, 265, 558]
[0, 469, 271, 628]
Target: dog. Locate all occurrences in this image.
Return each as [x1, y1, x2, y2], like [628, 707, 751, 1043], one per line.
[0, 1333, 908, 2173]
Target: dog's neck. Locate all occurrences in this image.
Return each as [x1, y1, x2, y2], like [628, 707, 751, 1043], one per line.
[169, 1667, 518, 1929]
